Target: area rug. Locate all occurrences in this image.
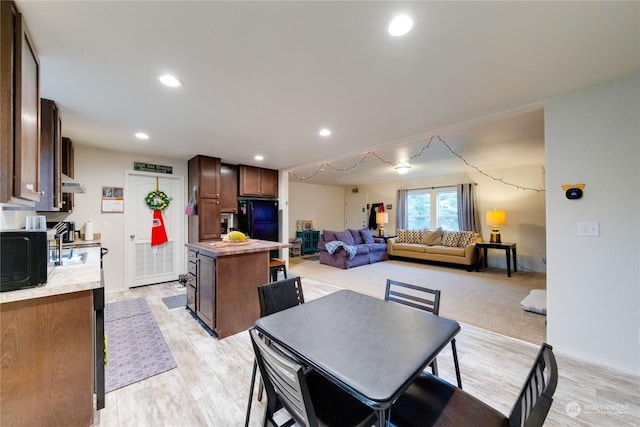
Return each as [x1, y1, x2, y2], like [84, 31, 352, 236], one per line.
[162, 293, 186, 310]
[105, 298, 177, 393]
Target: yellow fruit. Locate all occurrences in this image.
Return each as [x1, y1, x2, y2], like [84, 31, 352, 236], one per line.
[226, 231, 247, 241]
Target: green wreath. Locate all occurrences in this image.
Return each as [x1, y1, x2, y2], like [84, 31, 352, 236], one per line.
[144, 190, 171, 210]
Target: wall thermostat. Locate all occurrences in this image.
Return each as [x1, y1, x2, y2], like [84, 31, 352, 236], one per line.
[562, 184, 585, 200]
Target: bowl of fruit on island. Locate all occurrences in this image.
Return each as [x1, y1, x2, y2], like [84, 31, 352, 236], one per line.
[220, 231, 253, 245]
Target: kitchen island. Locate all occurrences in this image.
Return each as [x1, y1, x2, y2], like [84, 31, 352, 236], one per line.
[0, 244, 103, 426]
[185, 239, 289, 339]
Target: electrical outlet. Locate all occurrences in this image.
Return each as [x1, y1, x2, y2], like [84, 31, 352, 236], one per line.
[578, 222, 599, 237]
[103, 221, 111, 229]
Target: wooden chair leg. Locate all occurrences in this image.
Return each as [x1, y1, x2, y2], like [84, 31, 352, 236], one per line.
[451, 338, 463, 389]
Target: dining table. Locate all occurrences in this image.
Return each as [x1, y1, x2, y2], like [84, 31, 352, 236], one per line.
[254, 289, 461, 426]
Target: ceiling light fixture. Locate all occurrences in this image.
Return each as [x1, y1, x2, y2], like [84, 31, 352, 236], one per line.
[135, 132, 149, 140]
[319, 128, 331, 137]
[388, 14, 413, 36]
[394, 163, 411, 174]
[254, 155, 264, 161]
[158, 74, 182, 88]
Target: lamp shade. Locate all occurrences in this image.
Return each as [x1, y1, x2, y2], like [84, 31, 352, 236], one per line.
[486, 210, 506, 226]
[376, 212, 389, 224]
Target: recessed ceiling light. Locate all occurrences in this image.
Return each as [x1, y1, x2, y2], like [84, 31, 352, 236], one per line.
[254, 155, 264, 161]
[135, 132, 149, 140]
[158, 74, 182, 87]
[388, 14, 413, 36]
[319, 128, 331, 137]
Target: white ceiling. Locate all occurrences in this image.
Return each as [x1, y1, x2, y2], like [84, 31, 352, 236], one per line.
[16, 1, 639, 186]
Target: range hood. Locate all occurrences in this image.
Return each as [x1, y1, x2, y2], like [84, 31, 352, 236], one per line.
[61, 174, 86, 193]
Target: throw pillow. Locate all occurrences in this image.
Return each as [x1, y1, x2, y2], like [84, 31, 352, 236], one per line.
[458, 231, 479, 247]
[398, 229, 423, 244]
[441, 231, 463, 247]
[322, 230, 338, 242]
[348, 229, 364, 245]
[334, 230, 355, 246]
[422, 227, 443, 245]
[360, 228, 375, 244]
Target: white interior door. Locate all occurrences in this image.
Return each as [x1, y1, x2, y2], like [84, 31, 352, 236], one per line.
[345, 194, 368, 230]
[125, 171, 184, 288]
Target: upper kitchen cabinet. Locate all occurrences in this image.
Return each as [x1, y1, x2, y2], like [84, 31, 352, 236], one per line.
[35, 99, 62, 211]
[188, 155, 222, 242]
[239, 165, 278, 198]
[190, 155, 220, 199]
[60, 137, 74, 212]
[0, 1, 41, 204]
[219, 163, 238, 213]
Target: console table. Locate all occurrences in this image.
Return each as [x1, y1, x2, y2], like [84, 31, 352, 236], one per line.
[475, 242, 517, 277]
[296, 230, 320, 254]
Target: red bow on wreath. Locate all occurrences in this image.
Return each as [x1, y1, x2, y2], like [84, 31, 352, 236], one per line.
[151, 209, 168, 246]
[147, 177, 169, 247]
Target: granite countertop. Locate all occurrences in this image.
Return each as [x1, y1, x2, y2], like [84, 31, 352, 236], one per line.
[186, 239, 290, 257]
[0, 247, 102, 305]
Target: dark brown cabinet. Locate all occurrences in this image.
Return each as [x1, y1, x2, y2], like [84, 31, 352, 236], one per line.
[239, 165, 278, 198]
[35, 99, 62, 211]
[60, 137, 74, 212]
[220, 163, 238, 213]
[187, 249, 197, 312]
[1, 1, 41, 204]
[188, 155, 222, 242]
[0, 291, 94, 426]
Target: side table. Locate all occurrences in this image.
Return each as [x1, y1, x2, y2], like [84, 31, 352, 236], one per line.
[475, 242, 517, 277]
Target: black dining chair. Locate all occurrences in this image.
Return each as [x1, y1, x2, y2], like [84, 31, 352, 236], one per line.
[245, 277, 305, 427]
[249, 327, 378, 427]
[385, 279, 463, 388]
[388, 343, 558, 427]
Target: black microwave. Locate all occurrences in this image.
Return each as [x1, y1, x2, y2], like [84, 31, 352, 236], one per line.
[0, 230, 48, 292]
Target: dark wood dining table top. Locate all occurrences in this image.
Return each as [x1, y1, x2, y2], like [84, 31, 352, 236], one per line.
[255, 289, 460, 409]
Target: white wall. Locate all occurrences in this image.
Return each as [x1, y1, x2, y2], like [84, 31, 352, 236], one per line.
[289, 182, 346, 237]
[45, 145, 188, 294]
[290, 163, 546, 273]
[545, 74, 640, 373]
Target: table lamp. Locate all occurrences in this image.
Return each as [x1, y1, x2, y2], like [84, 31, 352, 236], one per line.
[486, 209, 506, 243]
[376, 212, 389, 237]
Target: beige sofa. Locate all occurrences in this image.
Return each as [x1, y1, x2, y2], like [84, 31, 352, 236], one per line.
[387, 229, 480, 271]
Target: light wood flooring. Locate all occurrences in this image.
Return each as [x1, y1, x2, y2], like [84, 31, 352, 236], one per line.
[94, 280, 639, 427]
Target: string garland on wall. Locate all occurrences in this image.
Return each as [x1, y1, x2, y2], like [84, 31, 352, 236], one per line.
[289, 135, 545, 193]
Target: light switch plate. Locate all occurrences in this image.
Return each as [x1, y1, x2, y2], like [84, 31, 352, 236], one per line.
[578, 222, 599, 236]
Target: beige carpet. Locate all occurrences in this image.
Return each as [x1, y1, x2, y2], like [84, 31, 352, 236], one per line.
[289, 257, 547, 345]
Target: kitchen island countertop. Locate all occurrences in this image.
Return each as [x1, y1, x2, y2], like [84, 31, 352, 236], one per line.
[185, 239, 290, 257]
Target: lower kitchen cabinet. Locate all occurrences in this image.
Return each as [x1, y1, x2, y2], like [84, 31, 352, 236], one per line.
[0, 290, 95, 426]
[196, 253, 216, 329]
[186, 243, 272, 339]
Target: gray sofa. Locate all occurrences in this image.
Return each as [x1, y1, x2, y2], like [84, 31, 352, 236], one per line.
[387, 229, 480, 271]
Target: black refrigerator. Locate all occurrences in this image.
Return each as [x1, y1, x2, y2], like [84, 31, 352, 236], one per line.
[237, 199, 279, 257]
